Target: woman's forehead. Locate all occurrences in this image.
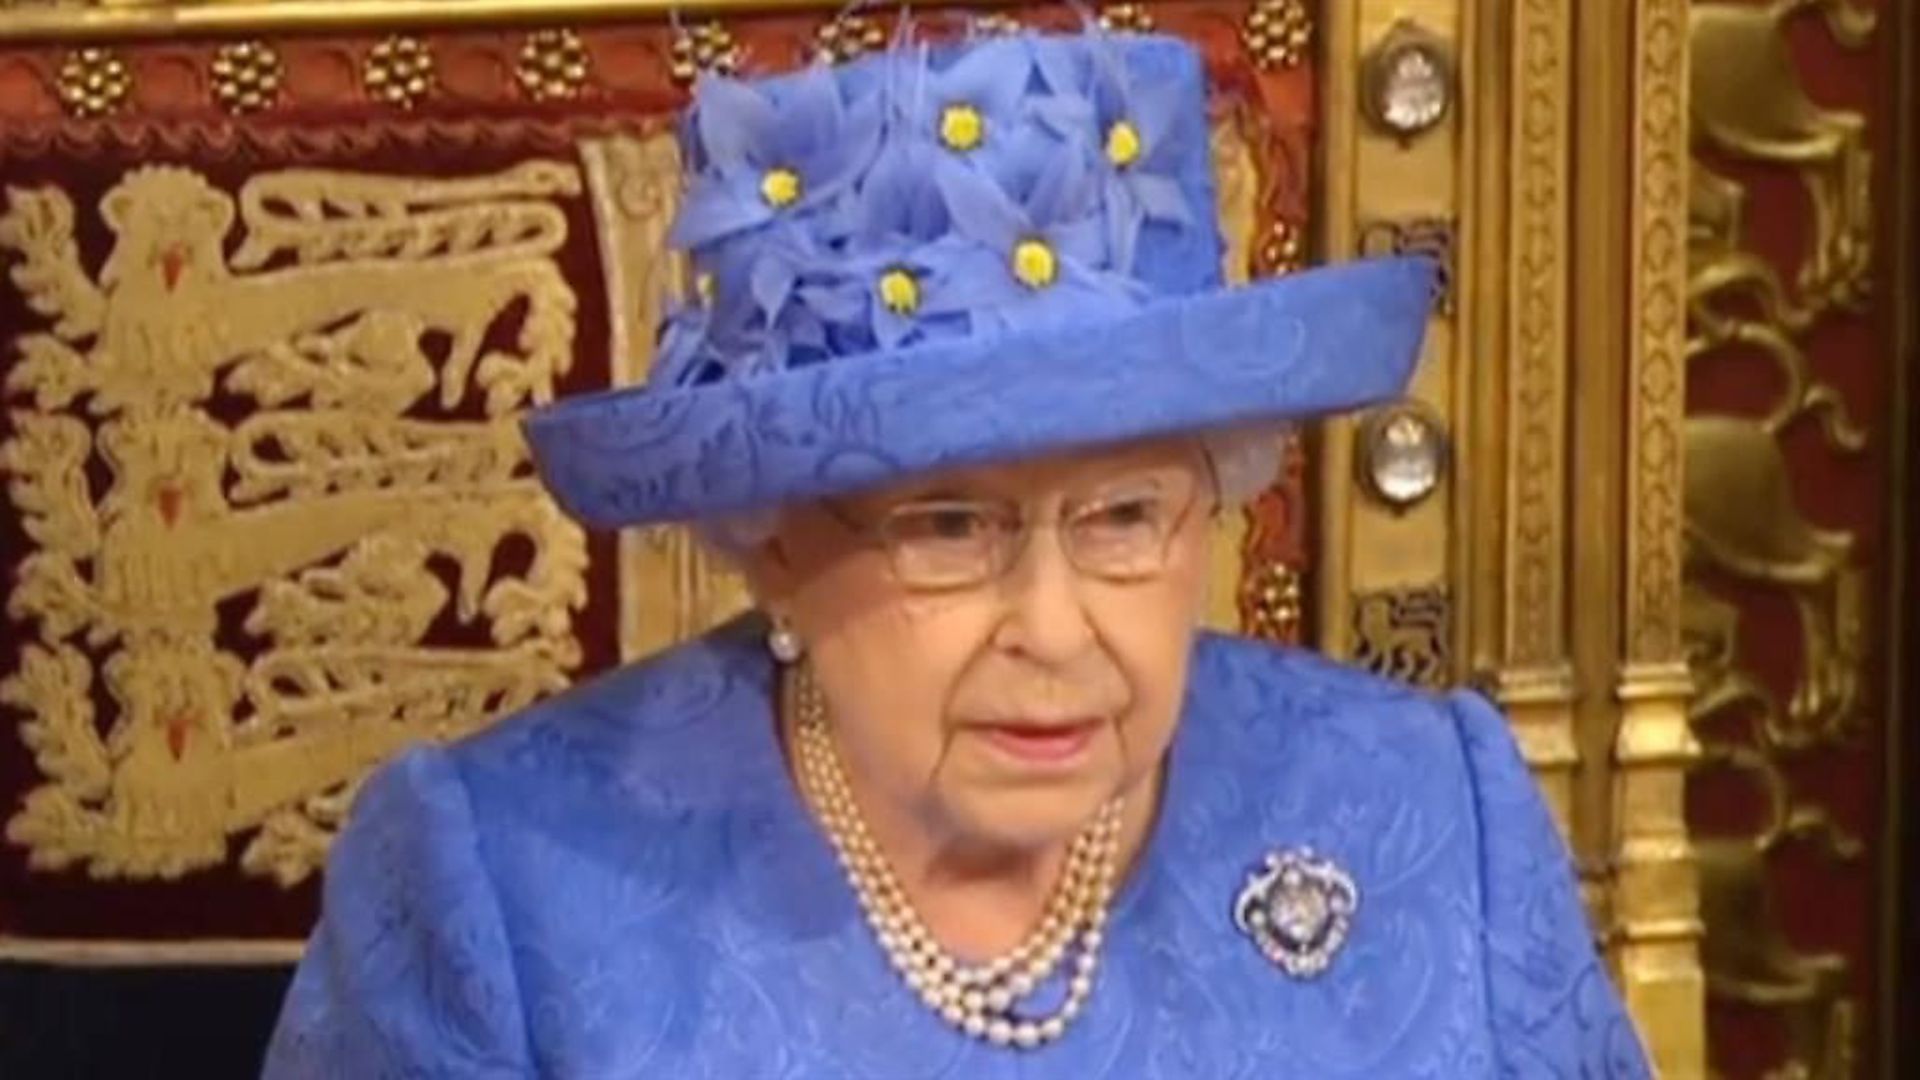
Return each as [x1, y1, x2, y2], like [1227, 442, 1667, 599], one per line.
[850, 438, 1205, 508]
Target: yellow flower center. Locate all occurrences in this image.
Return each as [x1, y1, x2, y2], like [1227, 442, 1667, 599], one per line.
[939, 103, 986, 152]
[1106, 119, 1143, 167]
[694, 271, 715, 304]
[760, 166, 802, 208]
[1011, 238, 1057, 289]
[877, 267, 920, 314]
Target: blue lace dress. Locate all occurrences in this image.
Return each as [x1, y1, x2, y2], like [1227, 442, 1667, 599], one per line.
[264, 616, 1651, 1078]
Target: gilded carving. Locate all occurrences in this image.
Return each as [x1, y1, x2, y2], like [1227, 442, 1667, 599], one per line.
[1210, 114, 1260, 288]
[1507, 0, 1569, 670]
[971, 13, 1024, 38]
[1684, 416, 1864, 738]
[1687, 570, 1864, 1077]
[1690, 0, 1875, 314]
[517, 28, 590, 103]
[814, 13, 886, 65]
[1614, 3, 1707, 1077]
[55, 47, 131, 120]
[363, 34, 436, 110]
[1097, 4, 1156, 34]
[0, 162, 588, 883]
[1242, 0, 1311, 72]
[1627, 0, 1688, 665]
[1684, 3, 1878, 1074]
[1256, 218, 1303, 277]
[1351, 586, 1449, 689]
[668, 19, 742, 87]
[210, 40, 282, 116]
[1240, 560, 1302, 643]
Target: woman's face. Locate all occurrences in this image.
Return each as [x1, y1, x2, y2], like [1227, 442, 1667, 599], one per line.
[745, 437, 1216, 855]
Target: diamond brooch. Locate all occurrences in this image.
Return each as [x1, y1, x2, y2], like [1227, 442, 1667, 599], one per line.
[1232, 847, 1359, 978]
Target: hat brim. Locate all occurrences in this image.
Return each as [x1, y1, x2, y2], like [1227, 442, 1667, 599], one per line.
[524, 255, 1435, 529]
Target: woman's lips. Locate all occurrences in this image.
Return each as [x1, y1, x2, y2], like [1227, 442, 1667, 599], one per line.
[976, 719, 1102, 765]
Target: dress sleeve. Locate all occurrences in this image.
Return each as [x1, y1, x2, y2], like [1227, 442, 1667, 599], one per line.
[262, 746, 532, 1079]
[1448, 688, 1654, 1079]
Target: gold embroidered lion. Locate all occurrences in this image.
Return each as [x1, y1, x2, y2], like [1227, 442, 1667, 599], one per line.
[1, 162, 589, 883]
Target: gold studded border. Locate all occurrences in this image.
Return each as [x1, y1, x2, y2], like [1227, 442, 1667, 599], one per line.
[1, 1, 1031, 42]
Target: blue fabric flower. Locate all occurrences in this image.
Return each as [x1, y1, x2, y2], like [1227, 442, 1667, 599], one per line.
[787, 135, 978, 351]
[654, 27, 1198, 382]
[1033, 32, 1194, 273]
[652, 301, 717, 387]
[654, 228, 840, 387]
[670, 64, 883, 252]
[887, 37, 1052, 199]
[928, 148, 1147, 336]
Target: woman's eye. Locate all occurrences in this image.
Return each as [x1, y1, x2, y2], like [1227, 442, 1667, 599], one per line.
[927, 508, 984, 539]
[891, 504, 995, 543]
[1083, 498, 1159, 529]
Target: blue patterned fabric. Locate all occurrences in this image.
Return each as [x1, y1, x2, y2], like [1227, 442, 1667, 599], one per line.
[265, 616, 1651, 1078]
[521, 29, 1436, 529]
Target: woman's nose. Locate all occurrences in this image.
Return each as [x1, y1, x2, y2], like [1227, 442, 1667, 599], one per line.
[992, 526, 1098, 664]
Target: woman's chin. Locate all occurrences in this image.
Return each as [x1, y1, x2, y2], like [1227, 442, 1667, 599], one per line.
[941, 782, 1115, 855]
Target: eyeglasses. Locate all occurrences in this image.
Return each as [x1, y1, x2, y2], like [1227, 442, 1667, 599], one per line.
[827, 466, 1210, 592]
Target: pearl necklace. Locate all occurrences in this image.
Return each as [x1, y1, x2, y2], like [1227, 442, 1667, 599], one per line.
[787, 666, 1124, 1049]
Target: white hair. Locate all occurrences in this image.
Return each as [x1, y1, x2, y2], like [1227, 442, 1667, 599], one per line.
[692, 425, 1290, 564]
[1199, 424, 1289, 508]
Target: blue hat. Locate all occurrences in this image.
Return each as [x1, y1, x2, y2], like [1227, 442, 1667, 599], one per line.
[525, 26, 1435, 528]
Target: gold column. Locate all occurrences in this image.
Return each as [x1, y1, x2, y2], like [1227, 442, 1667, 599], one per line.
[1315, 0, 1459, 663]
[1459, 0, 1580, 836]
[1613, 0, 1706, 1075]
[1571, 0, 1632, 953]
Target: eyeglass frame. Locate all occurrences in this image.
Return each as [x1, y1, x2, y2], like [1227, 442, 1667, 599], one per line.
[818, 455, 1222, 592]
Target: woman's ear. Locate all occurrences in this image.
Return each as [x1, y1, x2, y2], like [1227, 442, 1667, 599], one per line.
[733, 530, 797, 610]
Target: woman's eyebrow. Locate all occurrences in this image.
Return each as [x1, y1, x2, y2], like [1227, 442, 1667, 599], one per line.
[1074, 469, 1176, 493]
[887, 486, 978, 504]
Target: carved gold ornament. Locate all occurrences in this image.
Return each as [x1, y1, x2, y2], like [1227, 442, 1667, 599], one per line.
[1097, 4, 1157, 34]
[814, 12, 886, 65]
[517, 28, 590, 103]
[0, 162, 588, 884]
[1691, 0, 1875, 317]
[1242, 0, 1312, 72]
[363, 34, 436, 110]
[971, 12, 1023, 38]
[1351, 586, 1449, 688]
[1240, 560, 1302, 643]
[1258, 217, 1304, 276]
[210, 40, 283, 116]
[56, 47, 132, 120]
[1683, 5, 1879, 1073]
[669, 19, 742, 88]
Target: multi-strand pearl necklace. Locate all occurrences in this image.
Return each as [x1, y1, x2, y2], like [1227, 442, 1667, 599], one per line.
[787, 666, 1124, 1049]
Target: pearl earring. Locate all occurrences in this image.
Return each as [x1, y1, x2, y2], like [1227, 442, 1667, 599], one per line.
[767, 618, 804, 664]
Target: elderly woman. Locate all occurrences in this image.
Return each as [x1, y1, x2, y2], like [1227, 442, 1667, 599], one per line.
[266, 23, 1650, 1079]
